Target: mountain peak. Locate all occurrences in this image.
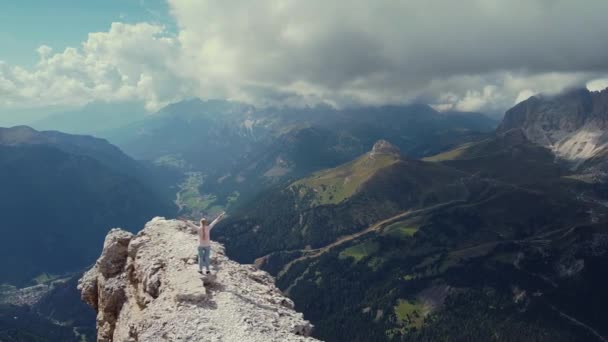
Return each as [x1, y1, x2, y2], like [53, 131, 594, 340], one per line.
[496, 87, 608, 174]
[370, 139, 401, 157]
[79, 218, 317, 341]
[0, 125, 39, 144]
[497, 87, 604, 135]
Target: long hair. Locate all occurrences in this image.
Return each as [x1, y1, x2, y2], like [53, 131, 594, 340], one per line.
[200, 218, 209, 241]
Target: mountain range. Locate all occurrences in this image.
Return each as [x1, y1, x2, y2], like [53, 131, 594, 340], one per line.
[3, 88, 608, 341]
[30, 101, 148, 136]
[0, 126, 180, 341]
[213, 88, 608, 341]
[0, 126, 175, 286]
[93, 99, 497, 216]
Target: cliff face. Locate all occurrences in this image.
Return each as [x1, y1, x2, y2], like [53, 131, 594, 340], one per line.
[497, 88, 608, 173]
[78, 217, 317, 342]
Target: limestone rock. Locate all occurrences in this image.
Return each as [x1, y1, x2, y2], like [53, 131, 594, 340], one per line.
[97, 228, 134, 277]
[370, 139, 401, 157]
[497, 87, 608, 175]
[79, 266, 99, 310]
[79, 217, 319, 342]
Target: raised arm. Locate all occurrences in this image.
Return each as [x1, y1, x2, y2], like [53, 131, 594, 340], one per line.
[208, 212, 226, 230]
[179, 218, 199, 231]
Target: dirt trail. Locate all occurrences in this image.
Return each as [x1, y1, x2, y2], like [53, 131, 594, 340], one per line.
[277, 198, 467, 278]
[273, 177, 472, 278]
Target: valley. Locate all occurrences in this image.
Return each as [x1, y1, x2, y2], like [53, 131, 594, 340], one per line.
[2, 89, 608, 341]
[209, 89, 608, 341]
[0, 127, 173, 341]
[0, 102, 496, 341]
[4, 3, 608, 341]
[100, 100, 496, 219]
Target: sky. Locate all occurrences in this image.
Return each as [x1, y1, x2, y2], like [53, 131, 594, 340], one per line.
[2, 0, 608, 124]
[0, 0, 172, 66]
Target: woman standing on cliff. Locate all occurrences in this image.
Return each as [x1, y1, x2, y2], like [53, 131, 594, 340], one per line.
[181, 212, 226, 274]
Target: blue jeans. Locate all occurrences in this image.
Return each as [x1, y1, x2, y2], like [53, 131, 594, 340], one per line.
[198, 246, 211, 272]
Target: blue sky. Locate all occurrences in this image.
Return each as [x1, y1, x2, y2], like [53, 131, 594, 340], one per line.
[0, 0, 172, 66]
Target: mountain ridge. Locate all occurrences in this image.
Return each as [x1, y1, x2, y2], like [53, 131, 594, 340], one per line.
[0, 125, 139, 176]
[0, 127, 175, 285]
[214, 107, 608, 341]
[497, 87, 608, 176]
[107, 99, 495, 216]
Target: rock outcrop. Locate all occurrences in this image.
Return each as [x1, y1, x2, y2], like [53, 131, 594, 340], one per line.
[370, 139, 401, 157]
[497, 88, 608, 175]
[79, 217, 317, 342]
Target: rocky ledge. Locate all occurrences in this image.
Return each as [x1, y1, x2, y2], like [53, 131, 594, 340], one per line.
[78, 217, 317, 342]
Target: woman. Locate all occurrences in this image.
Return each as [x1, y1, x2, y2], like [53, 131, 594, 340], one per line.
[181, 212, 226, 274]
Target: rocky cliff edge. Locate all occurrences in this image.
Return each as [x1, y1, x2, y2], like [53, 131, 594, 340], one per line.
[78, 217, 317, 342]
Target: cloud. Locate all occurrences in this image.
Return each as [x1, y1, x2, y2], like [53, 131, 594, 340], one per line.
[3, 0, 608, 115]
[0, 22, 189, 111]
[427, 71, 593, 114]
[587, 77, 608, 92]
[165, 0, 608, 112]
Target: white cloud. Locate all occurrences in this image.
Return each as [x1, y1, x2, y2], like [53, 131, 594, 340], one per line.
[587, 78, 608, 92]
[514, 90, 536, 105]
[2, 0, 608, 116]
[427, 71, 592, 114]
[0, 22, 188, 111]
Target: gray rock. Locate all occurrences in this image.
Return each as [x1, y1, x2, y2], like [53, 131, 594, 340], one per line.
[80, 217, 319, 342]
[498, 88, 608, 177]
[77, 266, 99, 310]
[370, 139, 401, 157]
[97, 228, 134, 277]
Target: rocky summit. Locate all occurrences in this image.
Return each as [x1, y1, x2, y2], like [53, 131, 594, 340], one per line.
[497, 88, 608, 173]
[370, 139, 401, 157]
[78, 217, 317, 342]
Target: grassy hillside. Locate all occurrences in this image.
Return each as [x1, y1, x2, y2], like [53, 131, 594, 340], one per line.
[217, 133, 608, 341]
[423, 129, 565, 185]
[292, 153, 399, 206]
[277, 177, 604, 341]
[215, 145, 468, 263]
